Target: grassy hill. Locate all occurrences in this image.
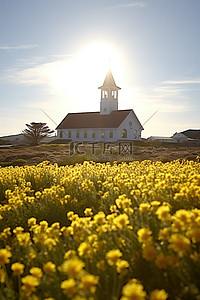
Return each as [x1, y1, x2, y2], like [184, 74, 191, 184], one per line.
[0, 142, 199, 167]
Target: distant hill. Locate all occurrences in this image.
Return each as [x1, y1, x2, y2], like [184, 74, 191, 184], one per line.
[181, 129, 200, 140]
[0, 133, 56, 145]
[0, 134, 25, 145]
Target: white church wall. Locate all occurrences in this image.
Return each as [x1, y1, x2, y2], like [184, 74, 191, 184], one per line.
[58, 128, 119, 142]
[117, 111, 142, 140]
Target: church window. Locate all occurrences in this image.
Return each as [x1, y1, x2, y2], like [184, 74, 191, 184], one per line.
[60, 130, 63, 138]
[133, 130, 137, 139]
[84, 131, 87, 138]
[121, 129, 127, 138]
[68, 131, 71, 138]
[92, 131, 95, 138]
[76, 131, 80, 138]
[109, 131, 113, 138]
[101, 131, 105, 138]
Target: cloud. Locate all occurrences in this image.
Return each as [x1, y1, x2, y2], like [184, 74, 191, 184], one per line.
[107, 2, 147, 9]
[2, 54, 100, 103]
[152, 85, 188, 98]
[162, 79, 200, 85]
[0, 44, 39, 50]
[4, 62, 57, 87]
[128, 81, 192, 115]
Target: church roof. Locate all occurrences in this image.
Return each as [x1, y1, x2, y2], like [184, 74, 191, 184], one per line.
[98, 69, 121, 90]
[56, 109, 138, 130]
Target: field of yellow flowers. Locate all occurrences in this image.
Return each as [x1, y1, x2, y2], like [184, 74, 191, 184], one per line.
[0, 159, 200, 300]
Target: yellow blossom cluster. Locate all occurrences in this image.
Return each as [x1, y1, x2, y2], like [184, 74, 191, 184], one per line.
[0, 159, 199, 299]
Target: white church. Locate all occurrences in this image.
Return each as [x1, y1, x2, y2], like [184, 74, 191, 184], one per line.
[56, 69, 143, 142]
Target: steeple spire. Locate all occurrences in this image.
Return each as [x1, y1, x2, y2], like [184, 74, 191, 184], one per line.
[99, 69, 120, 89]
[99, 69, 121, 115]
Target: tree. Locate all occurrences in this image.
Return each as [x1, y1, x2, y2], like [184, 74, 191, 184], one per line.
[22, 122, 54, 146]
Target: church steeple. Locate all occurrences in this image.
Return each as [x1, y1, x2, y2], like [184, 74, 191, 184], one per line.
[98, 69, 121, 115]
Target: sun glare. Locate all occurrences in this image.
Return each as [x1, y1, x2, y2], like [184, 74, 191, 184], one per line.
[76, 43, 122, 79]
[50, 43, 123, 100]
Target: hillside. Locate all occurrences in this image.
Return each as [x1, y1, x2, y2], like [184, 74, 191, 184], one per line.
[0, 142, 199, 167]
[181, 129, 200, 139]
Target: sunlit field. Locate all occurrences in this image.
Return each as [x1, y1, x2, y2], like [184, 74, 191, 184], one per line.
[0, 159, 200, 299]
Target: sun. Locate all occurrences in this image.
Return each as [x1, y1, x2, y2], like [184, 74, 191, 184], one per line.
[51, 42, 122, 90]
[48, 42, 124, 111]
[75, 42, 122, 77]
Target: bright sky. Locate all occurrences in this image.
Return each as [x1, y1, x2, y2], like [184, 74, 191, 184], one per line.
[0, 0, 199, 138]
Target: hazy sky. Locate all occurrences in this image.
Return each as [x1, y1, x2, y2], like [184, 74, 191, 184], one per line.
[0, 0, 199, 138]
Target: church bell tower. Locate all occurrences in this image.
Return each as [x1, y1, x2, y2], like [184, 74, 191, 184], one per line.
[98, 69, 121, 115]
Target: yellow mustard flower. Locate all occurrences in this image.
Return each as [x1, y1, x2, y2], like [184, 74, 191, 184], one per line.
[0, 268, 6, 283]
[110, 204, 118, 213]
[11, 262, 25, 276]
[26, 251, 36, 261]
[64, 250, 77, 260]
[0, 248, 12, 266]
[158, 228, 170, 241]
[16, 232, 31, 247]
[35, 191, 41, 199]
[84, 208, 93, 216]
[116, 195, 132, 210]
[61, 278, 76, 297]
[118, 237, 126, 248]
[30, 267, 43, 279]
[171, 219, 185, 232]
[61, 258, 85, 278]
[150, 289, 168, 300]
[78, 242, 93, 258]
[13, 226, 24, 235]
[120, 278, 147, 300]
[43, 261, 56, 274]
[156, 206, 171, 221]
[1, 227, 11, 239]
[113, 214, 129, 230]
[174, 209, 191, 223]
[116, 259, 129, 274]
[106, 249, 122, 266]
[79, 273, 99, 293]
[28, 217, 37, 227]
[44, 238, 56, 251]
[169, 234, 191, 254]
[187, 227, 200, 243]
[150, 201, 161, 211]
[39, 220, 48, 231]
[21, 275, 40, 294]
[139, 203, 151, 213]
[137, 228, 152, 243]
[94, 212, 106, 225]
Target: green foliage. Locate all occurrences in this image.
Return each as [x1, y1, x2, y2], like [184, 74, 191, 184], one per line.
[0, 159, 27, 167]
